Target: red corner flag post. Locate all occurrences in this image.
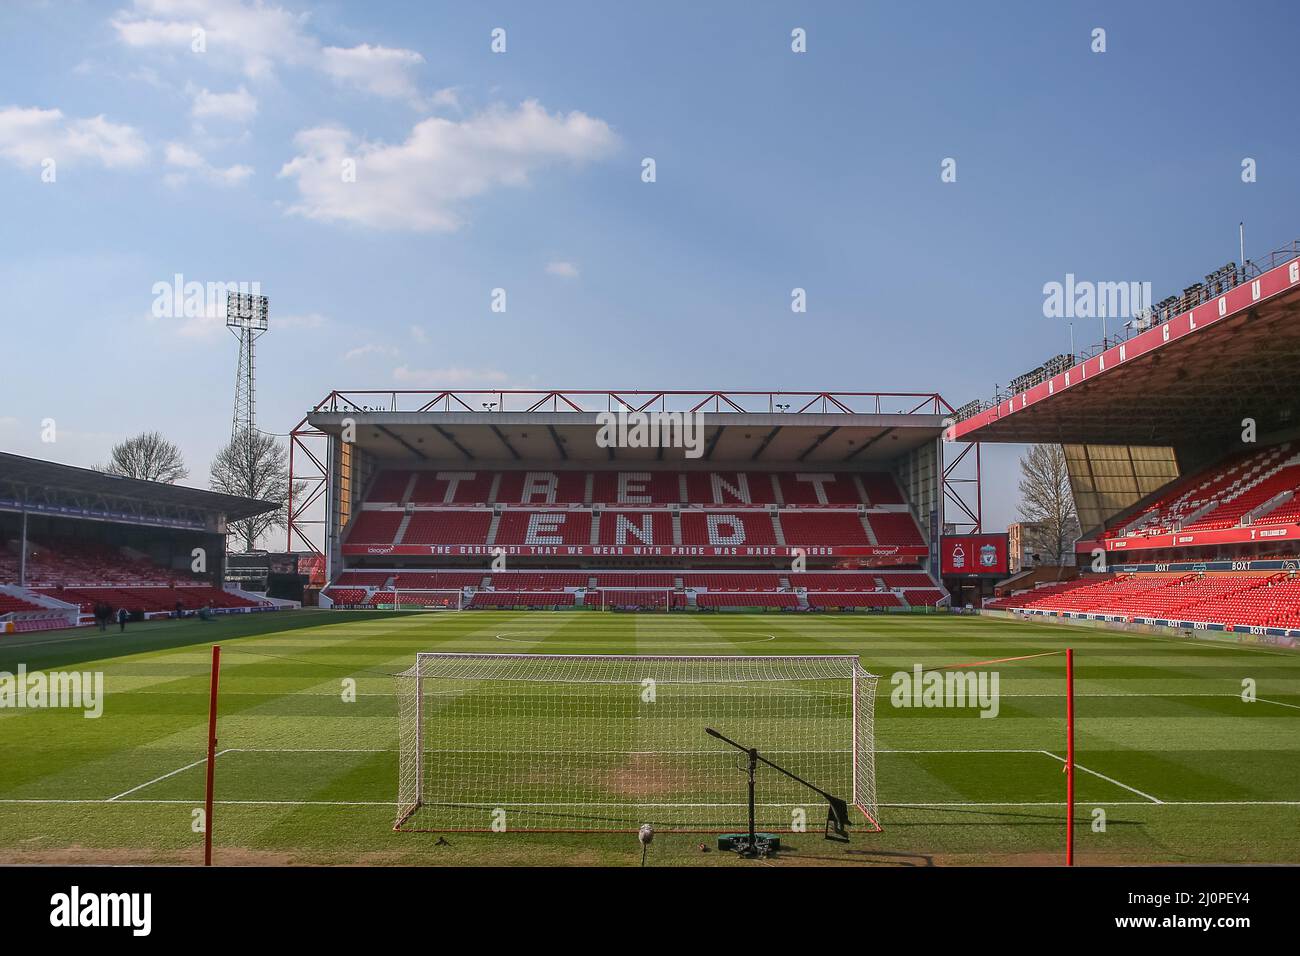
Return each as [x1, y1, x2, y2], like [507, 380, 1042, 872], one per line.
[204, 644, 221, 867]
[1065, 647, 1075, 866]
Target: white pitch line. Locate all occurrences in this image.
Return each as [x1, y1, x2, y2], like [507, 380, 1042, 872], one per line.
[105, 750, 233, 802]
[2, 798, 1300, 808]
[1257, 696, 1300, 711]
[1039, 750, 1163, 804]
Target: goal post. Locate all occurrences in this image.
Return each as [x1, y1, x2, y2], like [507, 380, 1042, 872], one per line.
[596, 588, 674, 612]
[386, 588, 464, 611]
[394, 653, 879, 834]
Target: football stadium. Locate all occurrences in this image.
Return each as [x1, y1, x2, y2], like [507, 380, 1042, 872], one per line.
[2, 1, 1298, 935]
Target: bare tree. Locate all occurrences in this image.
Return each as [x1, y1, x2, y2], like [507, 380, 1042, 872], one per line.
[209, 428, 302, 552]
[102, 431, 188, 483]
[1017, 444, 1080, 566]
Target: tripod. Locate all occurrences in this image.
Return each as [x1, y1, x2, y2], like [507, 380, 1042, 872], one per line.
[705, 727, 851, 857]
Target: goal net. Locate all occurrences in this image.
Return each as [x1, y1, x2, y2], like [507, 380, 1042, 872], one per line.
[384, 589, 464, 610]
[394, 653, 879, 834]
[595, 588, 675, 612]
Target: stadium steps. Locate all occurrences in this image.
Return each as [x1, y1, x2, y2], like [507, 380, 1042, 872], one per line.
[770, 512, 787, 546]
[859, 513, 879, 545]
[393, 512, 414, 545]
[1189, 449, 1300, 529]
[1247, 488, 1297, 524]
[485, 512, 502, 547]
[486, 472, 502, 504]
[399, 472, 418, 505]
[851, 475, 870, 503]
[770, 474, 785, 505]
[671, 511, 682, 546]
[589, 512, 601, 545]
[583, 472, 595, 506]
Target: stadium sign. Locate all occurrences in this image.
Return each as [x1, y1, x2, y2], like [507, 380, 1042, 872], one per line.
[347, 543, 928, 558]
[940, 534, 1009, 576]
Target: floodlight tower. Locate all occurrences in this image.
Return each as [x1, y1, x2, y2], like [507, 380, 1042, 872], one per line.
[226, 291, 270, 437]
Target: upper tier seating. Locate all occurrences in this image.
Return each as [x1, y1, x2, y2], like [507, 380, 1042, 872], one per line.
[1184, 458, 1300, 531]
[345, 511, 406, 544]
[402, 511, 493, 545]
[683, 472, 777, 506]
[775, 473, 866, 505]
[495, 470, 589, 504]
[357, 468, 908, 507]
[494, 511, 593, 546]
[597, 511, 673, 547]
[365, 470, 414, 502]
[333, 570, 392, 587]
[410, 471, 495, 505]
[780, 512, 871, 547]
[864, 512, 926, 546]
[590, 471, 681, 504]
[1102, 442, 1300, 539]
[679, 512, 778, 547]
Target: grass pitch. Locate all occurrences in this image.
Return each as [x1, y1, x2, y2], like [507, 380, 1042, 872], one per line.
[1, 609, 1296, 866]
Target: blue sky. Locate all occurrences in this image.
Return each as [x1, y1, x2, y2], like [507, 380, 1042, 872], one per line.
[2, 0, 1298, 541]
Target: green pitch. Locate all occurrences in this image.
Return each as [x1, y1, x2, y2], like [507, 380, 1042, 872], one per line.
[0, 609, 1296, 866]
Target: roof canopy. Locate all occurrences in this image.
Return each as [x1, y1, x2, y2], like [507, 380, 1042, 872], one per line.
[0, 452, 276, 523]
[305, 389, 950, 466]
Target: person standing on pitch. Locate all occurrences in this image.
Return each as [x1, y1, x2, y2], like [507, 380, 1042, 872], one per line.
[117, 606, 129, 633]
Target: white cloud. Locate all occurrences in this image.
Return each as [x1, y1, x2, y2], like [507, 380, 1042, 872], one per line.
[111, 0, 315, 80]
[321, 44, 425, 104]
[0, 106, 148, 169]
[278, 100, 618, 231]
[191, 86, 258, 122]
[164, 141, 253, 186]
[345, 343, 399, 361]
[393, 366, 510, 387]
[546, 260, 580, 279]
[113, 1, 429, 102]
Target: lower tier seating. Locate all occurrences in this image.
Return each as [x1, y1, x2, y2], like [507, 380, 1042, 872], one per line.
[986, 572, 1300, 629]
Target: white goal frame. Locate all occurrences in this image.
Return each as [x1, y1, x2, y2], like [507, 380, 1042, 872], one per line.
[596, 587, 675, 612]
[386, 588, 464, 610]
[394, 652, 880, 834]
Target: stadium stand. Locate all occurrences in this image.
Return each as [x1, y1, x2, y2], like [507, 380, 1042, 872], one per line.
[1102, 442, 1300, 539]
[323, 462, 943, 613]
[985, 571, 1300, 629]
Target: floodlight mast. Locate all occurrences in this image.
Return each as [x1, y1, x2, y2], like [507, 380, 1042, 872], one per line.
[705, 726, 851, 856]
[226, 291, 270, 439]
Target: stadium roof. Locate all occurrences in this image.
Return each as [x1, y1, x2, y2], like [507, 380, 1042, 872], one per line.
[950, 252, 1300, 448]
[0, 452, 277, 522]
[304, 390, 950, 465]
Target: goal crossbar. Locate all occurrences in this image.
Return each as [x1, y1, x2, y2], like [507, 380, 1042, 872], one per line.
[395, 652, 879, 834]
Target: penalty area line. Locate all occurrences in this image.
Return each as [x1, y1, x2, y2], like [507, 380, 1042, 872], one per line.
[1039, 750, 1162, 804]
